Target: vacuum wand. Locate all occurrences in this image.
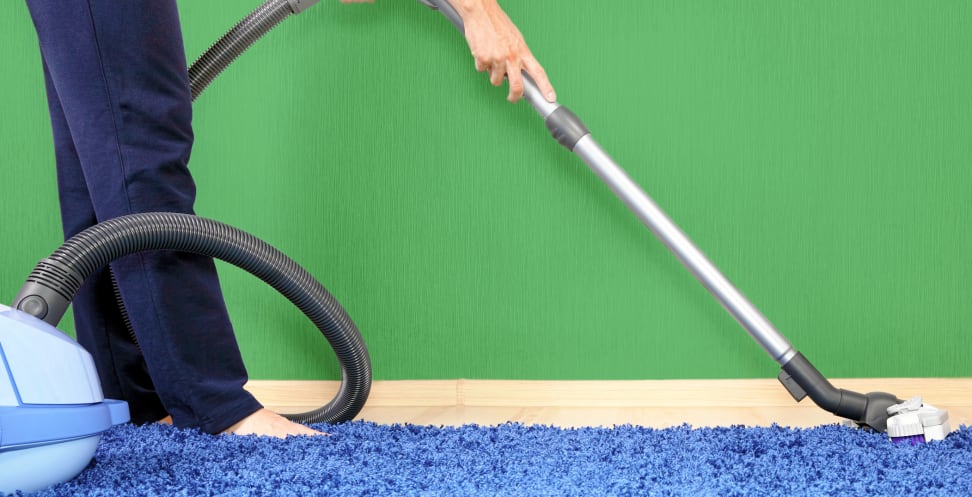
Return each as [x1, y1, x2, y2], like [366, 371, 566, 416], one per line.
[419, 0, 950, 439]
[419, 0, 793, 364]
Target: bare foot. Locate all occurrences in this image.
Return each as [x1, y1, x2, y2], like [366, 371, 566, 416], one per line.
[222, 408, 325, 438]
[158, 415, 173, 425]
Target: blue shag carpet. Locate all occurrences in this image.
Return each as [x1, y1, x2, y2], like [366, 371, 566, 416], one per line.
[16, 422, 972, 496]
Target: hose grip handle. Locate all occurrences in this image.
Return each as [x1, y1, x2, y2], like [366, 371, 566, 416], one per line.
[418, 0, 464, 32]
[420, 0, 586, 146]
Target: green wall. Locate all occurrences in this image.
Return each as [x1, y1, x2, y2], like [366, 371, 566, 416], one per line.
[2, 1, 970, 382]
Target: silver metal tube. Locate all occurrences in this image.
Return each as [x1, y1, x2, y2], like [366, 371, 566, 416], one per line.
[571, 134, 796, 364]
[418, 0, 796, 365]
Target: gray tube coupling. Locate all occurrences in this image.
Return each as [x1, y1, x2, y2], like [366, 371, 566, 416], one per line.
[545, 106, 591, 151]
[288, 0, 321, 14]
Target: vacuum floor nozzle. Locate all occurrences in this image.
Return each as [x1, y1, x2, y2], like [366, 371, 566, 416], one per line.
[886, 396, 951, 445]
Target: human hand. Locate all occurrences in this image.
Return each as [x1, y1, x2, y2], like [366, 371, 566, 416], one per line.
[452, 0, 556, 103]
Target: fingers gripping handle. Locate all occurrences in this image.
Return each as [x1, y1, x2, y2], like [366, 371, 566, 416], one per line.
[419, 0, 589, 150]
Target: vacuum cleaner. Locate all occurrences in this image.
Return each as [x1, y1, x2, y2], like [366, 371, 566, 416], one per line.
[1, 2, 367, 493]
[417, 0, 951, 444]
[1, 0, 952, 493]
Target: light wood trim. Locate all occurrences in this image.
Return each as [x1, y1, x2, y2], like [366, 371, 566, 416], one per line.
[246, 378, 972, 409]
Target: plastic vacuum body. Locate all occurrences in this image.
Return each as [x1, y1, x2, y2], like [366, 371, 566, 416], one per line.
[0, 304, 129, 493]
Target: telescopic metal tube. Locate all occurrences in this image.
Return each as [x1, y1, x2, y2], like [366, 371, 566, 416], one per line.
[420, 0, 796, 365]
[571, 136, 797, 364]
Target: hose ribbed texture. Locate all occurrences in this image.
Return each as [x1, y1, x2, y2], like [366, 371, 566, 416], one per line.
[35, 212, 370, 424]
[188, 0, 294, 101]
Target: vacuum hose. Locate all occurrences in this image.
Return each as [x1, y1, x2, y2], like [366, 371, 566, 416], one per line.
[188, 0, 320, 101]
[13, 213, 370, 424]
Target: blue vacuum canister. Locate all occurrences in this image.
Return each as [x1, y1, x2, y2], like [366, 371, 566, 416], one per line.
[0, 303, 129, 494]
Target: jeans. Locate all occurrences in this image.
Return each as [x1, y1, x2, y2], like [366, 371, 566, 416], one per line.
[25, 0, 262, 434]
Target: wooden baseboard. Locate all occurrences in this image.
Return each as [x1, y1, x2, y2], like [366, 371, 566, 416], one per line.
[246, 378, 972, 409]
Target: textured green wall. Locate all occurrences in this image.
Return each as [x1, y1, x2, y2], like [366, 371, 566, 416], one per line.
[3, 1, 970, 382]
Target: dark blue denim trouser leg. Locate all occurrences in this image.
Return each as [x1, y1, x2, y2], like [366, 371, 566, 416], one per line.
[26, 0, 262, 433]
